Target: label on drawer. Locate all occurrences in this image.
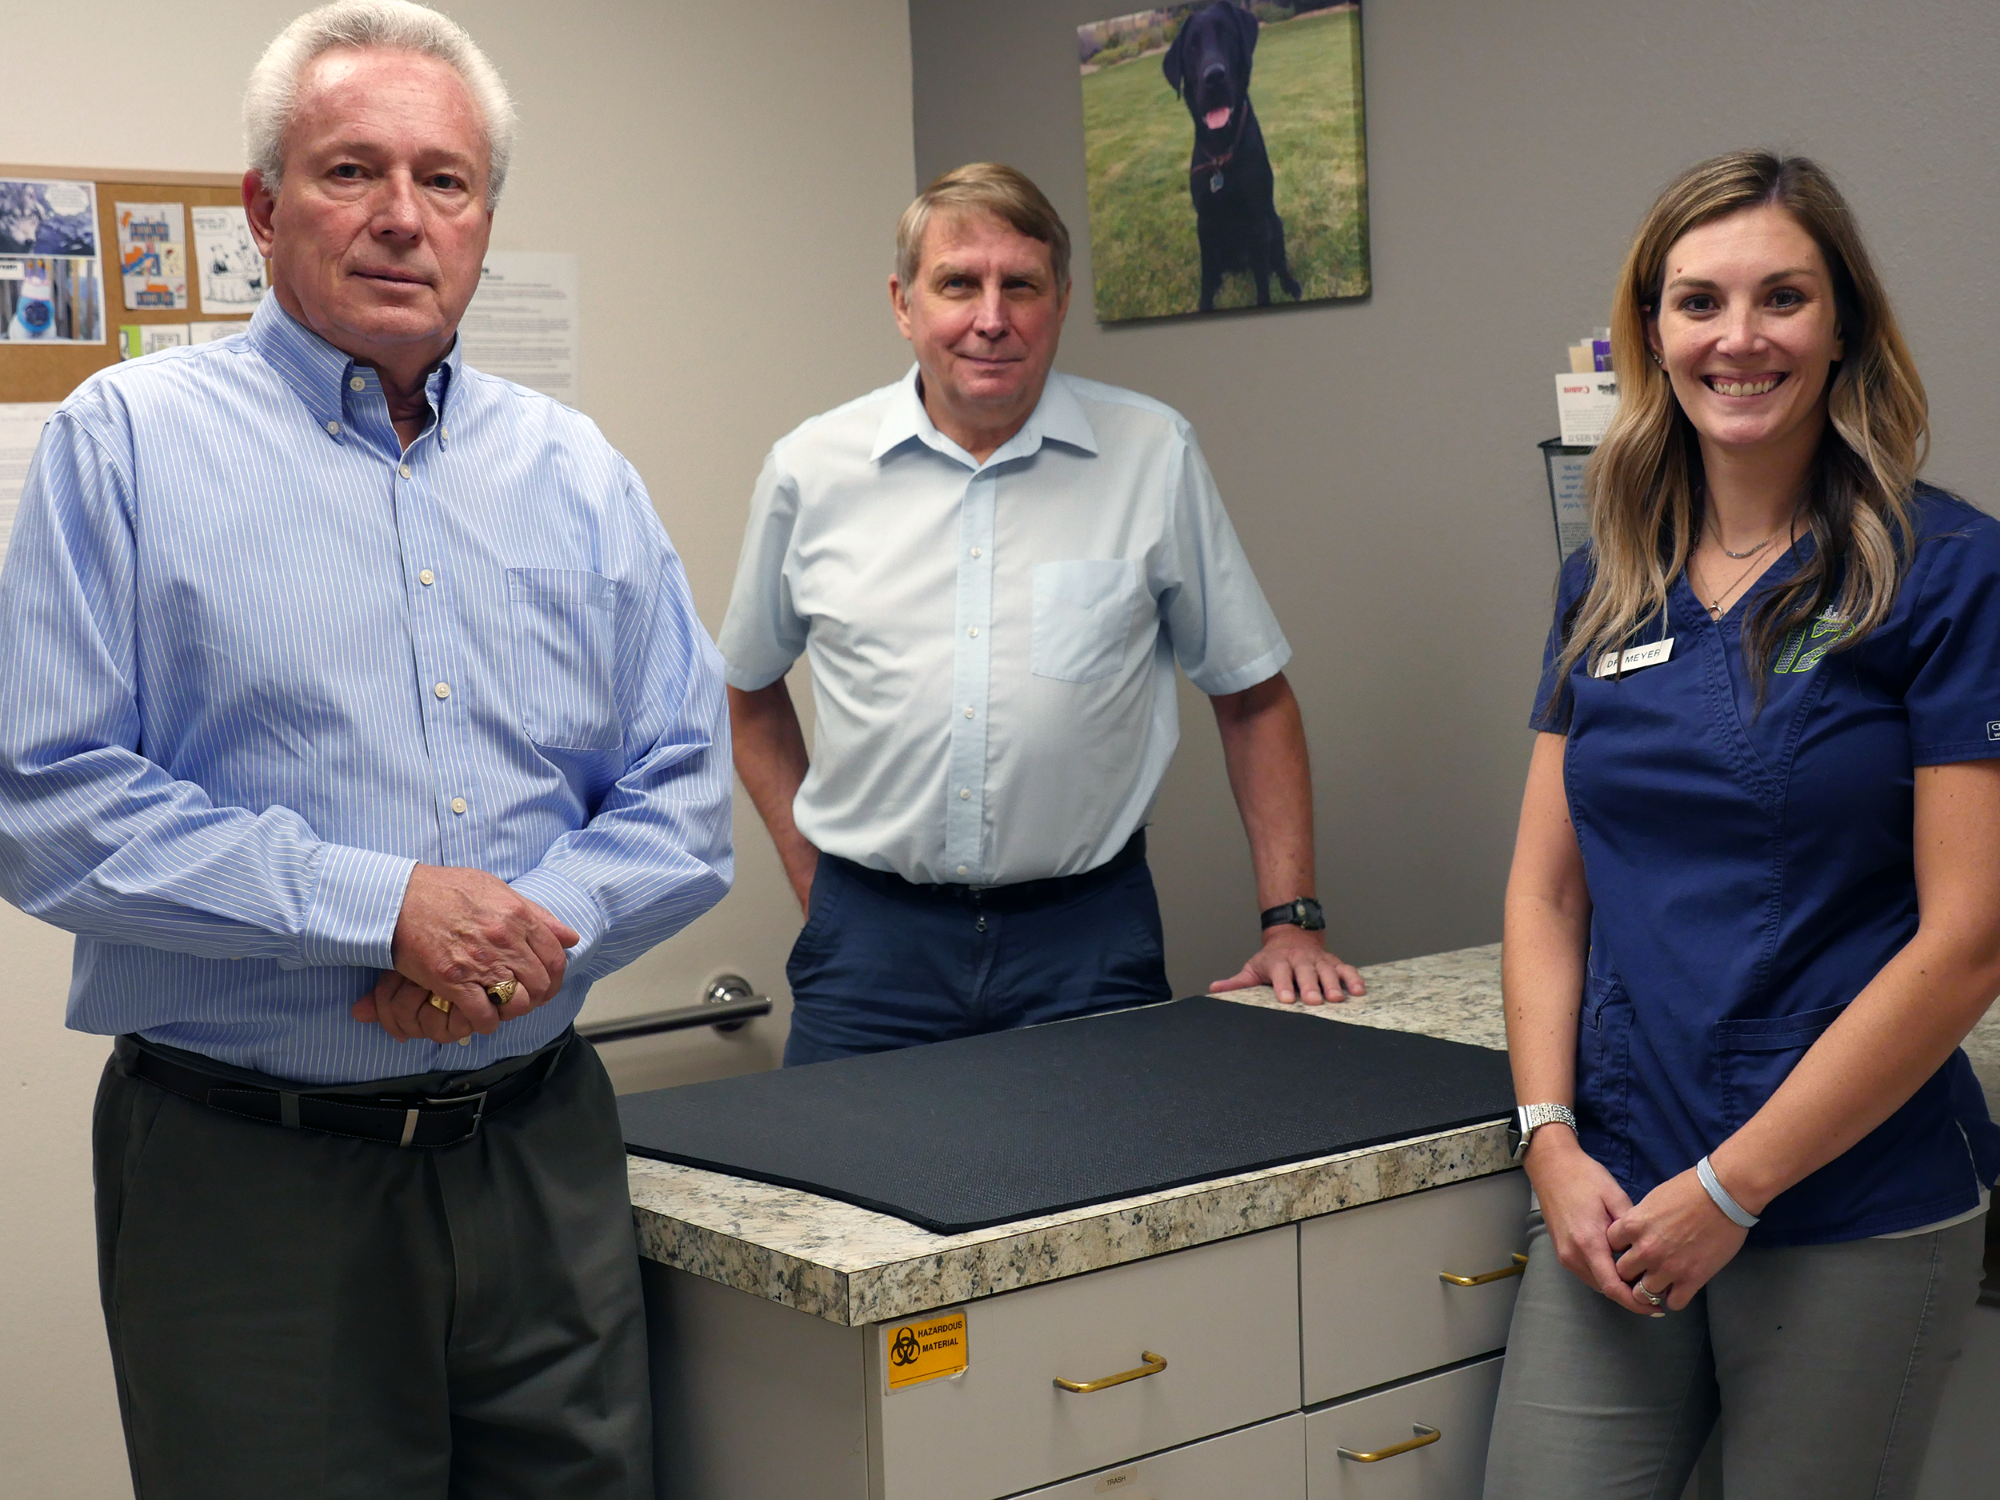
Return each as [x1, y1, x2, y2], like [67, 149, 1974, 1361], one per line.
[884, 1308, 969, 1391]
[1094, 1465, 1146, 1494]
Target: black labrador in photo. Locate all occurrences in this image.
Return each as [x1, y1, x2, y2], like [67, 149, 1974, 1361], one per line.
[1163, 1, 1302, 312]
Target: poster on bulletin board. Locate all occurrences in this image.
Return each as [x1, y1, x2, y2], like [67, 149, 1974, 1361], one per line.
[1, 177, 106, 344]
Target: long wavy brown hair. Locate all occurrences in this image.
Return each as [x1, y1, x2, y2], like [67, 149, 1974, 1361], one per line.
[1553, 151, 1928, 700]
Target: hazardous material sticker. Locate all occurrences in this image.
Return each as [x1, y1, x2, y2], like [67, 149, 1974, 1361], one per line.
[884, 1308, 969, 1391]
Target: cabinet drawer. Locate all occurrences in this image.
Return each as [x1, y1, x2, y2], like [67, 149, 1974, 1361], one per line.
[1305, 1355, 1504, 1500]
[872, 1227, 1299, 1500]
[1016, 1413, 1306, 1499]
[1301, 1173, 1527, 1404]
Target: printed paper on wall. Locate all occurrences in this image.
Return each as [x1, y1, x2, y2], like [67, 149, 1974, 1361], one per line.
[192, 206, 269, 313]
[117, 202, 189, 312]
[2, 178, 106, 343]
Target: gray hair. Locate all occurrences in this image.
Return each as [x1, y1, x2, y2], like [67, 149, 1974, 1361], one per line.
[244, 0, 518, 207]
[896, 163, 1072, 292]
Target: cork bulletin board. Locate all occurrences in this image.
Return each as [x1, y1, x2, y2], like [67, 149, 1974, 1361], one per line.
[0, 165, 254, 404]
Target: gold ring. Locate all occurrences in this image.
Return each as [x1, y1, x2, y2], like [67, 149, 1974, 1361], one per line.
[428, 994, 452, 1014]
[486, 979, 519, 1006]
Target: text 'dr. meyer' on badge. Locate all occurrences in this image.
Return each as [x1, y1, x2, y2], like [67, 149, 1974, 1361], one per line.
[884, 1308, 969, 1391]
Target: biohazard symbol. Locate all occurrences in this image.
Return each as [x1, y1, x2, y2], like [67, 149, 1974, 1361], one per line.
[889, 1325, 922, 1367]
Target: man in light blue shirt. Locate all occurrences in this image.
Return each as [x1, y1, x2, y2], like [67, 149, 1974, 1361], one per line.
[723, 164, 1360, 1065]
[0, 4, 728, 1492]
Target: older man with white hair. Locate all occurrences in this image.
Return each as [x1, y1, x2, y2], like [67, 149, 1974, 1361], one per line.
[0, 3, 729, 1493]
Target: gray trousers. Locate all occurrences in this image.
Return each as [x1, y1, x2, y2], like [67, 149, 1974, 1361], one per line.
[1483, 1209, 1985, 1500]
[95, 1033, 651, 1500]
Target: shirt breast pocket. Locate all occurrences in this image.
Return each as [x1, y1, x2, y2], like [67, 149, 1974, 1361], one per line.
[1714, 1002, 1847, 1134]
[1030, 559, 1145, 685]
[508, 567, 622, 752]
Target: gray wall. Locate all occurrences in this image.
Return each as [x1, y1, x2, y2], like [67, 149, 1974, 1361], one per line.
[908, 0, 2000, 992]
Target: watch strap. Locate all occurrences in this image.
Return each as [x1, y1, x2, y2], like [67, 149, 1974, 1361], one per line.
[1259, 897, 1326, 931]
[1510, 1102, 1578, 1160]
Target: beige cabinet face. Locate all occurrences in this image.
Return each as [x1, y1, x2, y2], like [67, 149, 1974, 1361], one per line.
[1014, 1413, 1307, 1499]
[1300, 1173, 1529, 1404]
[1305, 1355, 1504, 1500]
[871, 1227, 1301, 1500]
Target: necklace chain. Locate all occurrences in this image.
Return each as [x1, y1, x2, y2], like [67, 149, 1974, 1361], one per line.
[1713, 523, 1782, 560]
[1692, 529, 1782, 619]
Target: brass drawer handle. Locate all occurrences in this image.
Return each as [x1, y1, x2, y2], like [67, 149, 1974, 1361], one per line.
[1053, 1350, 1168, 1393]
[1338, 1423, 1441, 1462]
[1439, 1252, 1529, 1287]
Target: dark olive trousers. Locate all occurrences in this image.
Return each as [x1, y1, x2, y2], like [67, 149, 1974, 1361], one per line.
[94, 1034, 651, 1500]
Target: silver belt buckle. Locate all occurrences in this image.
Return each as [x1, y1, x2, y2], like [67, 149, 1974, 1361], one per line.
[399, 1088, 490, 1148]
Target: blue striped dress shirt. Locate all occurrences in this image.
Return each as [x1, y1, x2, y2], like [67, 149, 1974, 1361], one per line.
[0, 294, 732, 1084]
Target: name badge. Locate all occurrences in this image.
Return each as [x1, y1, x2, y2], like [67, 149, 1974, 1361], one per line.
[1594, 638, 1674, 678]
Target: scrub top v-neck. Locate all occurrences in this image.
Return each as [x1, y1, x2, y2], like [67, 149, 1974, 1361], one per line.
[1533, 487, 2000, 1246]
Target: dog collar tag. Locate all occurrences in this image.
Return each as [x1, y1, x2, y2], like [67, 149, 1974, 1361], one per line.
[1593, 638, 1675, 678]
[1209, 171, 1225, 193]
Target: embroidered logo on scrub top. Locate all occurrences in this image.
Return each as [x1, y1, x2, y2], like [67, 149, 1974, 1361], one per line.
[1772, 612, 1854, 675]
[1987, 720, 2000, 742]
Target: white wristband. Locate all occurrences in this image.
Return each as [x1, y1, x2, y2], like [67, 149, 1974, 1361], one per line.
[1696, 1155, 1759, 1228]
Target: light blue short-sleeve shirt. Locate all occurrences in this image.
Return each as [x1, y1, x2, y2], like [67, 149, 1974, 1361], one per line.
[719, 367, 1289, 887]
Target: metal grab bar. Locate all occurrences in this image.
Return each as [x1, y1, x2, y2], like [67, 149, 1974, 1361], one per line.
[578, 975, 771, 1041]
[1337, 1424, 1440, 1462]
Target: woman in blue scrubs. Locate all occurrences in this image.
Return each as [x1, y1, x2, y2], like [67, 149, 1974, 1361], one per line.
[1484, 151, 2000, 1500]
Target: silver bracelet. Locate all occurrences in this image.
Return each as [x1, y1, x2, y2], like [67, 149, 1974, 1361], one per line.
[1696, 1155, 1759, 1228]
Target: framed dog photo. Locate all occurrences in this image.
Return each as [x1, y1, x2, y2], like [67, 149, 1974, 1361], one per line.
[1078, 1, 1369, 322]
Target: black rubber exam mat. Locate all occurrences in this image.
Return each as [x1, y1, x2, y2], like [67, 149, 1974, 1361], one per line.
[618, 997, 1515, 1234]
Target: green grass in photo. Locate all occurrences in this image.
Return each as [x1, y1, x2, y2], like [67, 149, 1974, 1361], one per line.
[1080, 5, 1369, 322]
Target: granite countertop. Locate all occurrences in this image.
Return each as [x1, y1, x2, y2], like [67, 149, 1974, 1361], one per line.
[627, 945, 1514, 1327]
[627, 942, 2000, 1326]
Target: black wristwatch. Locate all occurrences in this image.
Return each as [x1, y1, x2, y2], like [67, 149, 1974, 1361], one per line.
[1260, 897, 1326, 931]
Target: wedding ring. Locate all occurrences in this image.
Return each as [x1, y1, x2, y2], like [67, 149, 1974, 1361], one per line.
[1635, 1279, 1665, 1307]
[428, 994, 452, 1014]
[486, 979, 519, 1007]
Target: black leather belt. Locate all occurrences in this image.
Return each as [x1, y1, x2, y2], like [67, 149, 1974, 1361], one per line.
[829, 829, 1149, 912]
[125, 1031, 570, 1149]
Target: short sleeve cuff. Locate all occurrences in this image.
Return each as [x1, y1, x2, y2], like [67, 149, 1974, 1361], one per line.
[1910, 739, 2000, 768]
[722, 656, 794, 692]
[512, 866, 608, 972]
[299, 845, 417, 969]
[1190, 638, 1293, 697]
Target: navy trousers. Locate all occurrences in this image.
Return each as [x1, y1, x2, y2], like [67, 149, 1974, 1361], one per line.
[782, 834, 1174, 1065]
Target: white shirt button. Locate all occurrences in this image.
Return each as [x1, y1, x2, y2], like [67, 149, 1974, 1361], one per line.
[440, 424, 449, 440]
[450, 796, 468, 815]
[959, 788, 971, 800]
[970, 546, 982, 558]
[968, 626, 979, 638]
[418, 569, 435, 586]
[324, 420, 340, 435]
[433, 681, 451, 700]
[399, 463, 413, 479]
[349, 375, 365, 392]
[957, 865, 968, 876]
[964, 706, 974, 719]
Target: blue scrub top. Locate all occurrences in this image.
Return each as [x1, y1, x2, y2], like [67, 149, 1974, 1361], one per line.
[1534, 486, 2000, 1246]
